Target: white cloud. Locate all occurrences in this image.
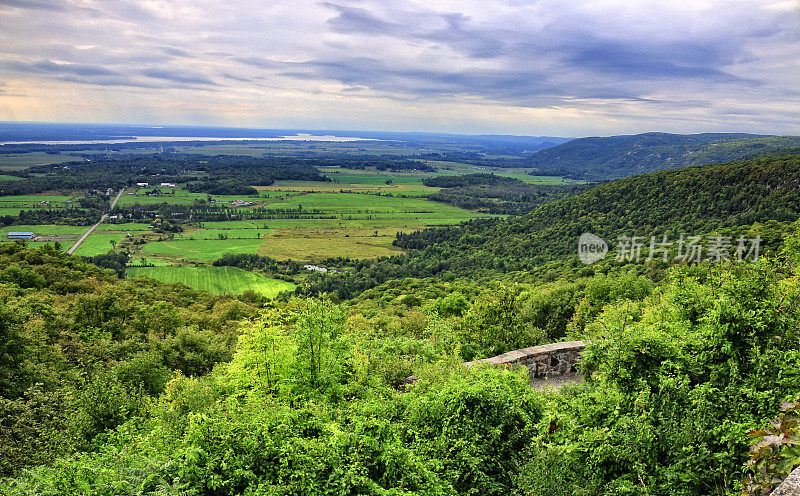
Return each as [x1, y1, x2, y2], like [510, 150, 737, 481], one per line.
[0, 0, 798, 135]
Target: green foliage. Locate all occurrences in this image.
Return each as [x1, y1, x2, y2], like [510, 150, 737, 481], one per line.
[0, 305, 27, 399]
[525, 132, 800, 180]
[73, 372, 147, 444]
[0, 264, 46, 289]
[461, 287, 543, 359]
[429, 291, 469, 317]
[742, 403, 800, 495]
[0, 386, 72, 476]
[402, 366, 542, 495]
[0, 244, 260, 477]
[523, 259, 800, 495]
[293, 298, 348, 392]
[3, 232, 800, 495]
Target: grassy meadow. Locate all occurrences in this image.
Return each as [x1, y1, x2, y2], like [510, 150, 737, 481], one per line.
[0, 152, 79, 171]
[0, 159, 566, 287]
[126, 266, 295, 297]
[141, 238, 266, 261]
[0, 194, 77, 216]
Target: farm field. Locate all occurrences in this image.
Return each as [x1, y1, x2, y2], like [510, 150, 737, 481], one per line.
[1, 160, 562, 265]
[260, 169, 437, 197]
[0, 174, 24, 181]
[126, 266, 295, 297]
[258, 226, 404, 260]
[141, 238, 265, 261]
[117, 187, 294, 206]
[0, 194, 77, 216]
[427, 162, 587, 184]
[0, 152, 78, 170]
[72, 231, 129, 256]
[262, 192, 470, 216]
[1, 224, 85, 236]
[134, 191, 490, 262]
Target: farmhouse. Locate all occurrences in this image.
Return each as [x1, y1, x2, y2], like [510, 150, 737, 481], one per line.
[6, 231, 35, 240]
[136, 182, 149, 187]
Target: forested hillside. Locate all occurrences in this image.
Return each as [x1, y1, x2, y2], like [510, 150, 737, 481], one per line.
[526, 132, 800, 180]
[0, 243, 263, 476]
[3, 241, 800, 495]
[302, 153, 800, 299]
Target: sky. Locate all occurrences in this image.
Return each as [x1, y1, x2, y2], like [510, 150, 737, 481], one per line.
[0, 0, 799, 137]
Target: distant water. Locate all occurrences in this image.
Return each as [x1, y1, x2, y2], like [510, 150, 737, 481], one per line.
[0, 133, 378, 145]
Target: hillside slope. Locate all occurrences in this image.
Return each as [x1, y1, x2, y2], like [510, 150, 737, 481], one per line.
[400, 153, 800, 266]
[301, 153, 800, 299]
[526, 132, 800, 180]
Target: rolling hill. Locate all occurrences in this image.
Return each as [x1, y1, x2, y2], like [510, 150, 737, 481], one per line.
[303, 152, 800, 298]
[526, 132, 800, 180]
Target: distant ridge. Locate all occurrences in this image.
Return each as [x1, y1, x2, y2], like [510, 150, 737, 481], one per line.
[397, 151, 800, 270]
[526, 132, 800, 180]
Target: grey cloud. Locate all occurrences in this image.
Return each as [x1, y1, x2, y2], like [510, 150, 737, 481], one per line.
[161, 47, 192, 58]
[0, 0, 65, 11]
[140, 68, 217, 86]
[319, 1, 769, 87]
[322, 3, 505, 58]
[222, 72, 252, 82]
[323, 3, 400, 35]
[235, 57, 285, 69]
[5, 59, 118, 77]
[565, 39, 744, 81]
[56, 75, 170, 89]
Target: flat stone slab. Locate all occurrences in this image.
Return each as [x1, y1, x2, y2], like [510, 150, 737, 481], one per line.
[773, 465, 800, 495]
[531, 372, 583, 391]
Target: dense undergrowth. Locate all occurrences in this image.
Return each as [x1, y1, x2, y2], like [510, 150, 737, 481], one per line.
[2, 225, 800, 494]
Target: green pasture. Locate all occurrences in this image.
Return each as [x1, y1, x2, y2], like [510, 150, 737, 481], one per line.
[97, 222, 151, 231]
[72, 232, 128, 257]
[0, 174, 24, 181]
[175, 227, 268, 240]
[118, 187, 289, 206]
[0, 153, 78, 171]
[141, 238, 264, 261]
[1, 224, 85, 236]
[0, 195, 77, 215]
[126, 266, 295, 297]
[263, 193, 471, 216]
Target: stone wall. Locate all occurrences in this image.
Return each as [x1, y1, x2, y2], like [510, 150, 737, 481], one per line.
[398, 340, 586, 390]
[773, 465, 800, 495]
[463, 340, 586, 379]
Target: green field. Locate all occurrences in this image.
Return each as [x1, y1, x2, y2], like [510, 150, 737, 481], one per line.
[126, 266, 295, 297]
[0, 153, 79, 171]
[117, 187, 292, 206]
[96, 222, 151, 231]
[0, 174, 24, 181]
[1, 224, 85, 236]
[0, 161, 548, 264]
[263, 192, 472, 217]
[141, 238, 265, 261]
[0, 194, 77, 216]
[263, 170, 437, 197]
[133, 188, 491, 262]
[72, 232, 129, 256]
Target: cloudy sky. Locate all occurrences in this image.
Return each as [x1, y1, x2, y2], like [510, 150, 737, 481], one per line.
[1, 0, 798, 136]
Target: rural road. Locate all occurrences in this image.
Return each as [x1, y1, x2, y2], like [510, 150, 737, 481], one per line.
[66, 188, 124, 255]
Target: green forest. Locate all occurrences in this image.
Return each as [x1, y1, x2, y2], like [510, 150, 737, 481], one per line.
[2, 137, 800, 495]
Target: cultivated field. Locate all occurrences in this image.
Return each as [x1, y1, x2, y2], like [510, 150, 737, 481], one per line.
[0, 153, 78, 171]
[0, 194, 77, 216]
[126, 266, 295, 297]
[141, 238, 266, 261]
